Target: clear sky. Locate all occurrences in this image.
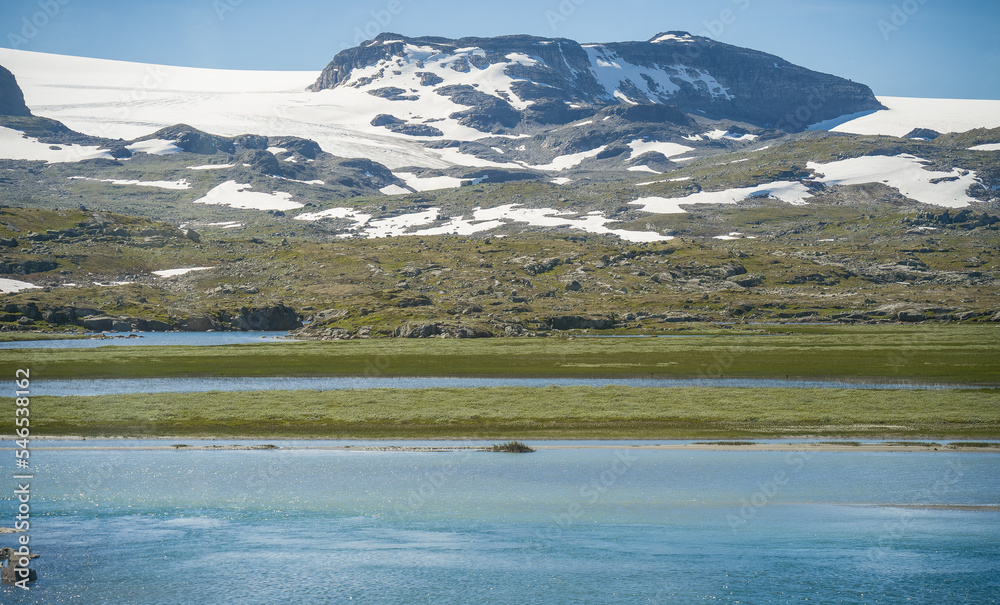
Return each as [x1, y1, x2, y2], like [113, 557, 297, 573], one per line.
[1, 0, 998, 99]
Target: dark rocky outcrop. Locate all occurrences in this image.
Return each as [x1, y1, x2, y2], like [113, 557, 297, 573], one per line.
[436, 85, 521, 133]
[144, 125, 235, 154]
[457, 168, 539, 185]
[521, 99, 594, 125]
[905, 128, 941, 140]
[238, 149, 282, 175]
[219, 304, 302, 331]
[368, 86, 419, 101]
[597, 104, 694, 127]
[371, 116, 445, 137]
[268, 136, 323, 159]
[371, 114, 404, 127]
[0, 65, 31, 117]
[337, 157, 397, 183]
[233, 134, 269, 150]
[177, 316, 217, 332]
[394, 322, 493, 338]
[545, 315, 615, 330]
[897, 309, 927, 323]
[909, 209, 999, 230]
[0, 259, 57, 274]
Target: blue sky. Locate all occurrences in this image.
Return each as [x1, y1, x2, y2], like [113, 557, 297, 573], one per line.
[2, 0, 998, 99]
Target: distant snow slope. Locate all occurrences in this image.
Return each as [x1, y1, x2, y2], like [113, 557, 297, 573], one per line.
[0, 48, 460, 169]
[815, 97, 1000, 137]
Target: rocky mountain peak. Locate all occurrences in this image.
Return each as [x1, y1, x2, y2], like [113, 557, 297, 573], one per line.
[0, 64, 31, 117]
[309, 32, 883, 132]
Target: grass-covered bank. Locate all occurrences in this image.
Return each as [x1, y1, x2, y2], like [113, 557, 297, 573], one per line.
[6, 324, 999, 384]
[18, 386, 1000, 439]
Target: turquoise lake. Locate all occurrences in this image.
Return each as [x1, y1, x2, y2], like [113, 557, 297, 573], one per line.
[3, 445, 999, 604]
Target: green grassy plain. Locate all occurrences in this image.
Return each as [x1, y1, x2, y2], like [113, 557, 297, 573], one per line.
[7, 325, 999, 384]
[22, 386, 999, 439]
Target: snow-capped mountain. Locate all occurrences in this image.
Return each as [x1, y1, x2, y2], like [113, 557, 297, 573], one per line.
[0, 32, 885, 171]
[311, 31, 883, 131]
[2, 35, 999, 176]
[0, 32, 997, 244]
